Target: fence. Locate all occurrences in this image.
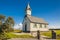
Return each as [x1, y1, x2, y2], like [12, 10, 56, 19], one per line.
[37, 30, 56, 40]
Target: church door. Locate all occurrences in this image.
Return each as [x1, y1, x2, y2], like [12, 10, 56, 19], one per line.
[25, 24, 27, 32]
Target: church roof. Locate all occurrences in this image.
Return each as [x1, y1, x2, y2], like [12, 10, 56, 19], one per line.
[27, 15, 48, 24]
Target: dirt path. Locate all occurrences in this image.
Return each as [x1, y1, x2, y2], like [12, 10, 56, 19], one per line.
[8, 38, 38, 40]
[8, 38, 56, 40]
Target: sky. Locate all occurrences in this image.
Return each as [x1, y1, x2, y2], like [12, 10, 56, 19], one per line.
[0, 0, 60, 29]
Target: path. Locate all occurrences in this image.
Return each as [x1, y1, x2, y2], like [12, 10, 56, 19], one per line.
[8, 38, 56, 40]
[13, 33, 31, 35]
[8, 38, 38, 40]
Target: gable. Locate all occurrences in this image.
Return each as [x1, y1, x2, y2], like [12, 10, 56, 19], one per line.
[22, 16, 30, 24]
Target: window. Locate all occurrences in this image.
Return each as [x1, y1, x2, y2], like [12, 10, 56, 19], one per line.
[40, 24, 42, 28]
[45, 24, 46, 28]
[33, 23, 37, 28]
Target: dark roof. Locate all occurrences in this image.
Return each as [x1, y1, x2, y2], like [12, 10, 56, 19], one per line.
[27, 15, 48, 24]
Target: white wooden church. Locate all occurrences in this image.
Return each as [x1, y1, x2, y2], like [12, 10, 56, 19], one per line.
[22, 3, 49, 33]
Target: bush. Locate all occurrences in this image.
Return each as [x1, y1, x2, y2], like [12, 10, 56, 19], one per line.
[0, 33, 7, 40]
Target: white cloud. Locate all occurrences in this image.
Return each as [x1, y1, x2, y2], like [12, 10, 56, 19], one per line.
[14, 23, 22, 30]
[48, 24, 60, 29]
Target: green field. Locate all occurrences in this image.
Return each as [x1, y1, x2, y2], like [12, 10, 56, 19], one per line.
[40, 30, 60, 40]
[2, 30, 60, 40]
[6, 32, 34, 39]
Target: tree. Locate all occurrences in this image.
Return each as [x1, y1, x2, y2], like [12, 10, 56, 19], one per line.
[6, 17, 14, 25]
[0, 15, 15, 32]
[5, 17, 14, 32]
[0, 15, 5, 33]
[0, 15, 5, 25]
[0, 15, 15, 40]
[0, 15, 6, 40]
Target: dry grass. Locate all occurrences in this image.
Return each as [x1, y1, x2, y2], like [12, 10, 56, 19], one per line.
[40, 30, 60, 40]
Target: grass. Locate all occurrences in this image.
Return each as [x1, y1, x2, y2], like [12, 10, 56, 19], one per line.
[2, 30, 60, 40]
[14, 29, 22, 33]
[6, 32, 34, 39]
[40, 30, 60, 40]
[41, 30, 51, 38]
[55, 30, 60, 35]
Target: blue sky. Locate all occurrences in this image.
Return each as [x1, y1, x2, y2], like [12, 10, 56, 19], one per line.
[0, 0, 60, 28]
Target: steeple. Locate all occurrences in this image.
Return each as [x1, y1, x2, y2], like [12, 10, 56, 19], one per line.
[26, 3, 31, 10]
[25, 3, 31, 16]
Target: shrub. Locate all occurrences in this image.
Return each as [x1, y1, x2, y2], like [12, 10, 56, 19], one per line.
[0, 33, 7, 40]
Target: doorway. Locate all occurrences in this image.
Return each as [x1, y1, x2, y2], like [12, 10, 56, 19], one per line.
[25, 24, 27, 32]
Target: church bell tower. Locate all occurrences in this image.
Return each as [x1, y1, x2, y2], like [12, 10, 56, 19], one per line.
[25, 3, 31, 16]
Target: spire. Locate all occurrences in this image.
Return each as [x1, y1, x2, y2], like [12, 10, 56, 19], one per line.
[25, 3, 31, 16]
[27, 3, 30, 9]
[26, 3, 31, 10]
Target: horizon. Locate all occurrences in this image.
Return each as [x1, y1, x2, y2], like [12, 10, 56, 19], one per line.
[0, 0, 60, 29]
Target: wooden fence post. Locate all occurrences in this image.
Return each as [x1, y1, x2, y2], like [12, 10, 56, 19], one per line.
[52, 30, 56, 39]
[37, 30, 40, 40]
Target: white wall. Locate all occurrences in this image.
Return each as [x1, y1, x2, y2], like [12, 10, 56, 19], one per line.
[23, 17, 49, 32]
[30, 23, 49, 31]
[23, 17, 30, 31]
[26, 10, 31, 15]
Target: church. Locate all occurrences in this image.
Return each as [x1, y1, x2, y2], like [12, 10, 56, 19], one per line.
[22, 3, 49, 33]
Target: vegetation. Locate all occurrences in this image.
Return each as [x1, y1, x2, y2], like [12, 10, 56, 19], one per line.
[40, 30, 51, 38]
[14, 29, 22, 33]
[0, 15, 14, 40]
[0, 15, 60, 40]
[6, 32, 34, 39]
[40, 30, 60, 40]
[0, 15, 34, 40]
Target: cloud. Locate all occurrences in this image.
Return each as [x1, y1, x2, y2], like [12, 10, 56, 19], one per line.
[49, 24, 60, 29]
[14, 23, 22, 30]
